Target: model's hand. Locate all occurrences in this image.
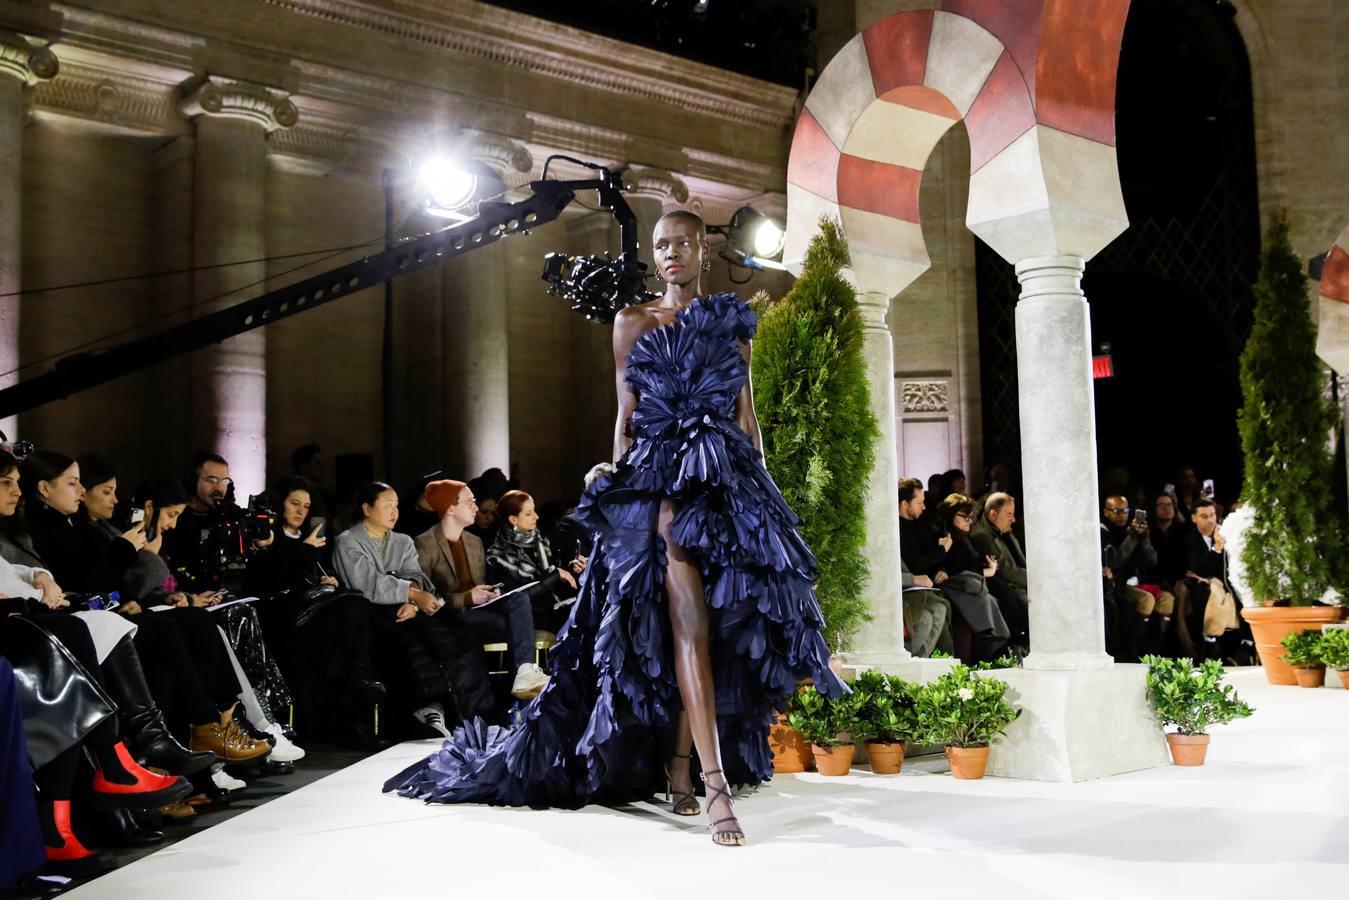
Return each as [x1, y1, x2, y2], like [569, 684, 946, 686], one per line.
[395, 602, 418, 622]
[584, 462, 617, 489]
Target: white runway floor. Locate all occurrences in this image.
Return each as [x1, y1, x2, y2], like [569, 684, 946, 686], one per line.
[66, 669, 1348, 900]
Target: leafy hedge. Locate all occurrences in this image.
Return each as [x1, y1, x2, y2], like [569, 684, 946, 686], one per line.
[752, 218, 877, 649]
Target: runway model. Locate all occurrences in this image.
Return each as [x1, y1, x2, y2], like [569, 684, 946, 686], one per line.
[385, 211, 845, 846]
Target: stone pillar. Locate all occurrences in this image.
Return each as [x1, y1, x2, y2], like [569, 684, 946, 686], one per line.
[1013, 257, 1112, 671]
[180, 78, 297, 497]
[843, 290, 911, 667]
[0, 32, 58, 438]
[443, 242, 511, 479]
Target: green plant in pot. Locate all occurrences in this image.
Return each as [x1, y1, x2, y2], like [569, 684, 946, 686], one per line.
[1237, 214, 1349, 683]
[1279, 629, 1326, 688]
[850, 670, 920, 774]
[786, 684, 859, 776]
[1318, 628, 1349, 689]
[915, 665, 1020, 780]
[1142, 655, 1254, 765]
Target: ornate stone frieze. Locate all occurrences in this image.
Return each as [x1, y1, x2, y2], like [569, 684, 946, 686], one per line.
[0, 30, 59, 86]
[260, 0, 796, 131]
[180, 76, 299, 132]
[30, 61, 182, 134]
[617, 165, 689, 206]
[901, 380, 950, 414]
[468, 130, 532, 175]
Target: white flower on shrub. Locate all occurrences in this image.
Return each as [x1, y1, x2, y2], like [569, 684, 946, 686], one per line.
[957, 687, 974, 701]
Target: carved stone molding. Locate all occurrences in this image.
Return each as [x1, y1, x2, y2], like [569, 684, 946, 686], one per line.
[617, 165, 689, 207]
[468, 130, 532, 175]
[180, 76, 299, 132]
[0, 31, 59, 86]
[30, 61, 182, 135]
[901, 380, 950, 414]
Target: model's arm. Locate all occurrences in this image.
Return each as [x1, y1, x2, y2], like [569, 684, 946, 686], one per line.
[611, 307, 645, 464]
[735, 339, 763, 456]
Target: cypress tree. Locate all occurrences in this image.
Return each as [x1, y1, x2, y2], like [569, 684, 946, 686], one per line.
[1237, 214, 1345, 602]
[752, 218, 878, 648]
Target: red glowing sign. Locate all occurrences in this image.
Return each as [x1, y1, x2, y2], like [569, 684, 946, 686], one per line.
[1092, 355, 1115, 379]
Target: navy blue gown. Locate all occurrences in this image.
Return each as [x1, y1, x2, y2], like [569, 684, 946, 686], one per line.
[384, 293, 845, 807]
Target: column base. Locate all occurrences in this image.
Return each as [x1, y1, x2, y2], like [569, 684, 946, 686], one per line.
[983, 664, 1169, 782]
[1023, 650, 1115, 671]
[837, 651, 958, 684]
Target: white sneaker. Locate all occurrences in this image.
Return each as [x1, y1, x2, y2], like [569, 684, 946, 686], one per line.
[412, 704, 453, 739]
[264, 723, 306, 763]
[511, 663, 549, 700]
[211, 766, 247, 792]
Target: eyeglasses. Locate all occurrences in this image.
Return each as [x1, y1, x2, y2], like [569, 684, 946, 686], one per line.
[955, 512, 973, 522]
[199, 476, 232, 488]
[1104, 506, 1130, 514]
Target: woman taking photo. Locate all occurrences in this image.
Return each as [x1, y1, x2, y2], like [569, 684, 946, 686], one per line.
[334, 482, 495, 737]
[386, 211, 844, 846]
[246, 476, 385, 741]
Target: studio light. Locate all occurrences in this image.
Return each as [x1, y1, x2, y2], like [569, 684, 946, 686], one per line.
[711, 205, 786, 270]
[417, 156, 479, 220]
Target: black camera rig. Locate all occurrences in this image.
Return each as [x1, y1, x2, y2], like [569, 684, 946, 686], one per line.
[0, 161, 656, 418]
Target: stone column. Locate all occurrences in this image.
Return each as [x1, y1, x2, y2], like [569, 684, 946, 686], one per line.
[441, 134, 532, 480]
[0, 32, 58, 438]
[180, 78, 297, 497]
[844, 290, 911, 667]
[1013, 257, 1112, 671]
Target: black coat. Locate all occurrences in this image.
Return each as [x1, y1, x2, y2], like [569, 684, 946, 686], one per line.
[245, 532, 325, 598]
[26, 503, 136, 596]
[942, 530, 985, 576]
[900, 516, 946, 579]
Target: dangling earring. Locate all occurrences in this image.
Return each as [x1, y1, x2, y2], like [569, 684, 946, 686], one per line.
[700, 259, 712, 273]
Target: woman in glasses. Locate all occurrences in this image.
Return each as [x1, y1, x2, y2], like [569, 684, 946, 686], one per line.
[936, 493, 1009, 663]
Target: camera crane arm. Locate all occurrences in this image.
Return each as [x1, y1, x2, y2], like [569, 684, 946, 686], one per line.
[0, 164, 647, 419]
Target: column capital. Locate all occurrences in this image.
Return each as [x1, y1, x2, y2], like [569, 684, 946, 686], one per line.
[466, 130, 532, 176]
[616, 165, 689, 208]
[1013, 255, 1086, 302]
[0, 31, 58, 87]
[855, 288, 892, 333]
[179, 76, 298, 132]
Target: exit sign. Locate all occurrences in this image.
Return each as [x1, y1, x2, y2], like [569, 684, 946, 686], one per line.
[1092, 355, 1114, 379]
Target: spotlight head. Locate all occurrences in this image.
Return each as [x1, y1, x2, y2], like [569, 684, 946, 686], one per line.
[715, 206, 786, 269]
[417, 156, 479, 220]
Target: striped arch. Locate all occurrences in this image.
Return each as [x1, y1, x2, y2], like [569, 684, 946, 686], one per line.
[786, 2, 1131, 292]
[1316, 223, 1349, 373]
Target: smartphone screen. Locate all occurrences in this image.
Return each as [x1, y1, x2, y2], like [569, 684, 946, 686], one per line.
[144, 502, 158, 542]
[1134, 509, 1147, 526]
[1201, 478, 1215, 498]
[309, 517, 326, 535]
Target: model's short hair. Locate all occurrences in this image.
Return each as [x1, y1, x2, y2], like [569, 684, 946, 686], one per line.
[655, 209, 706, 237]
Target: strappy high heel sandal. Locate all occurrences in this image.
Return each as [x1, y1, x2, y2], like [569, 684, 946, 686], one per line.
[700, 768, 746, 846]
[664, 751, 700, 816]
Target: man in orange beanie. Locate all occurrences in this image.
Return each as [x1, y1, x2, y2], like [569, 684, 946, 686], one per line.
[415, 480, 548, 700]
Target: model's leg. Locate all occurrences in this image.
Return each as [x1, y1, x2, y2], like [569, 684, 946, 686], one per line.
[658, 500, 743, 846]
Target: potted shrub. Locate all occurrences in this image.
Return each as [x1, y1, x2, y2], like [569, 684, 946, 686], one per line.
[1142, 655, 1254, 765]
[850, 670, 920, 774]
[1280, 629, 1326, 688]
[1318, 627, 1349, 689]
[786, 684, 858, 775]
[1237, 215, 1349, 683]
[915, 665, 1020, 779]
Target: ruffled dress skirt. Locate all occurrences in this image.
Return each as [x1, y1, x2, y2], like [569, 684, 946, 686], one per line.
[385, 293, 845, 807]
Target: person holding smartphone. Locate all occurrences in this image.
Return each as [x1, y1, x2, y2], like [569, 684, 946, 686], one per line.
[245, 477, 386, 742]
[1100, 495, 1161, 661]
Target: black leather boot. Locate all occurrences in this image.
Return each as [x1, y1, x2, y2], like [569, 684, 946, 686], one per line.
[100, 637, 217, 775]
[98, 808, 165, 848]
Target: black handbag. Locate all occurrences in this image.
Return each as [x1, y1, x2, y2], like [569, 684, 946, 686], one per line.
[289, 585, 365, 631]
[0, 617, 118, 769]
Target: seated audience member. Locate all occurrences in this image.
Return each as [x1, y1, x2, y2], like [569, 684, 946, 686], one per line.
[971, 493, 1029, 653]
[538, 499, 592, 566]
[898, 477, 949, 584]
[16, 451, 270, 768]
[1099, 495, 1165, 661]
[487, 490, 584, 637]
[467, 494, 500, 548]
[1149, 492, 1188, 643]
[935, 493, 1010, 662]
[415, 481, 551, 698]
[1174, 498, 1250, 662]
[1173, 465, 1200, 523]
[245, 476, 386, 743]
[395, 472, 443, 537]
[334, 481, 496, 735]
[940, 469, 967, 500]
[901, 557, 952, 658]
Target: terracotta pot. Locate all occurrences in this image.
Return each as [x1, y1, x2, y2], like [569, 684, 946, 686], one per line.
[865, 742, 905, 775]
[1166, 732, 1211, 766]
[811, 743, 854, 776]
[769, 712, 814, 773]
[944, 745, 990, 780]
[1339, 669, 1349, 690]
[1241, 606, 1348, 685]
[1292, 665, 1326, 688]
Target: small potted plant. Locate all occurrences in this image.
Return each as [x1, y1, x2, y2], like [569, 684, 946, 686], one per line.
[1280, 629, 1326, 688]
[1318, 628, 1349, 689]
[850, 670, 920, 774]
[915, 665, 1020, 779]
[786, 684, 858, 775]
[1142, 655, 1254, 765]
